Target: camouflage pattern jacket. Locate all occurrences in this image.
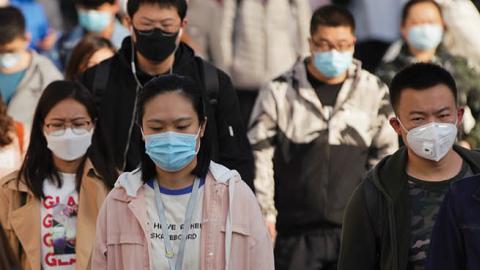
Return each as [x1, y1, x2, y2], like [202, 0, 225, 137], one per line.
[376, 42, 480, 147]
[248, 58, 398, 234]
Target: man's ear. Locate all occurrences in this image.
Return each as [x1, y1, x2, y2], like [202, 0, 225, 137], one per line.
[389, 117, 403, 136]
[457, 107, 465, 127]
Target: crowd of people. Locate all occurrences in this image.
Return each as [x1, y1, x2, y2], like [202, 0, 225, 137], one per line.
[1, 0, 480, 269]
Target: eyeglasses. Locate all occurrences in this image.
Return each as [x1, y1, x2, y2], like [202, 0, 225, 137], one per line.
[44, 120, 92, 136]
[311, 39, 354, 52]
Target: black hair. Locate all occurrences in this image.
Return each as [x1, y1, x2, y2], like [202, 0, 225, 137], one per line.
[390, 63, 457, 111]
[127, 0, 187, 20]
[18, 80, 118, 199]
[136, 74, 210, 183]
[75, 0, 116, 9]
[401, 0, 443, 25]
[310, 5, 355, 36]
[0, 6, 26, 46]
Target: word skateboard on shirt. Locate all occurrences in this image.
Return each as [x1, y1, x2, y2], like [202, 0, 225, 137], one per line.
[42, 195, 78, 268]
[150, 222, 202, 241]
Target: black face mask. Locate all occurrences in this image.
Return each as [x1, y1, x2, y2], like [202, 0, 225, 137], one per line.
[133, 27, 179, 62]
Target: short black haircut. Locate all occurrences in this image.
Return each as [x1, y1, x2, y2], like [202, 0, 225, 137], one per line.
[136, 74, 210, 183]
[0, 6, 26, 46]
[390, 63, 457, 111]
[75, 0, 115, 9]
[401, 0, 442, 25]
[127, 0, 187, 20]
[310, 5, 355, 36]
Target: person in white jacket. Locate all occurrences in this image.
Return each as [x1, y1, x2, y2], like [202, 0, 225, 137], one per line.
[216, 0, 311, 126]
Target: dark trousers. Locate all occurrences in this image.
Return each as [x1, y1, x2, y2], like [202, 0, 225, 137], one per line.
[274, 228, 341, 270]
[236, 89, 259, 130]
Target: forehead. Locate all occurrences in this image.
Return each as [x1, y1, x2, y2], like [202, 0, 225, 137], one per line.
[132, 4, 180, 22]
[397, 84, 456, 113]
[143, 91, 197, 120]
[45, 99, 90, 120]
[405, 2, 442, 20]
[0, 36, 26, 51]
[311, 25, 354, 42]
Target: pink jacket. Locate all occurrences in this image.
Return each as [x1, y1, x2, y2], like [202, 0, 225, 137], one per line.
[91, 162, 274, 270]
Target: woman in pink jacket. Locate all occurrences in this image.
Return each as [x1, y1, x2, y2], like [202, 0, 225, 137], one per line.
[92, 74, 274, 270]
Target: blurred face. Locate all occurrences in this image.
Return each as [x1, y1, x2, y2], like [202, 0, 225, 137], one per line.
[84, 47, 115, 70]
[141, 91, 205, 138]
[309, 25, 356, 55]
[43, 98, 94, 137]
[389, 84, 463, 142]
[401, 2, 444, 39]
[0, 35, 29, 70]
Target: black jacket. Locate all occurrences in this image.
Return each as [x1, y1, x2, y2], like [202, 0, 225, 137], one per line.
[81, 37, 254, 187]
[425, 174, 480, 270]
[338, 145, 480, 270]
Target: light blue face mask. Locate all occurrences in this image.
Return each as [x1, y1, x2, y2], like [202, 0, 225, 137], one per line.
[407, 24, 443, 51]
[144, 130, 201, 172]
[78, 10, 112, 33]
[0, 53, 22, 69]
[313, 50, 353, 78]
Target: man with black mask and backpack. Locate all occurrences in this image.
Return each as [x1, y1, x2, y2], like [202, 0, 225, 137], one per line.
[81, 0, 254, 187]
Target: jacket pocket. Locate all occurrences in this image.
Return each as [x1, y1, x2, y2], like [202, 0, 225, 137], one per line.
[221, 224, 252, 269]
[105, 233, 147, 270]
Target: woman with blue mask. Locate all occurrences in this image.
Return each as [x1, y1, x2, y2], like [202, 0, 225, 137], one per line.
[92, 74, 274, 270]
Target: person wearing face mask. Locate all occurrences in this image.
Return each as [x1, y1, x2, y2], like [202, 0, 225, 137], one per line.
[92, 75, 274, 270]
[0, 6, 62, 131]
[248, 5, 398, 270]
[80, 0, 255, 190]
[53, 0, 129, 70]
[338, 63, 480, 270]
[0, 80, 118, 270]
[376, 0, 480, 149]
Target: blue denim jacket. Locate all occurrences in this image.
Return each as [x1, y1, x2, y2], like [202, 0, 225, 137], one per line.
[426, 174, 480, 270]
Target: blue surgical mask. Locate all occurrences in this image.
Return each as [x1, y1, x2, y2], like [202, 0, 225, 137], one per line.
[78, 10, 112, 33]
[0, 53, 22, 69]
[407, 24, 443, 51]
[313, 50, 353, 78]
[144, 130, 201, 172]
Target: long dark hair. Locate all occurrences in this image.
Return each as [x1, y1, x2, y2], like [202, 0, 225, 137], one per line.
[136, 74, 211, 183]
[0, 93, 14, 147]
[65, 34, 115, 81]
[18, 80, 118, 199]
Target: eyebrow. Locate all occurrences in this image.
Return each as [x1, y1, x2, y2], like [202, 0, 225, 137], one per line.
[140, 17, 175, 24]
[146, 117, 193, 124]
[408, 107, 451, 116]
[48, 117, 89, 122]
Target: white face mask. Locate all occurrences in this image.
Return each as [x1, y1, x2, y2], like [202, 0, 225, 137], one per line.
[0, 53, 22, 69]
[45, 128, 94, 161]
[398, 119, 457, 162]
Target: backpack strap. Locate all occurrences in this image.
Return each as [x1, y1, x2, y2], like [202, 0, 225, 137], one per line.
[196, 57, 219, 106]
[14, 122, 24, 153]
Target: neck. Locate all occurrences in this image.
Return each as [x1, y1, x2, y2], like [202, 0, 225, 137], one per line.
[408, 45, 436, 62]
[99, 19, 115, 40]
[406, 148, 462, 181]
[155, 159, 197, 189]
[136, 50, 174, 76]
[307, 60, 347, 84]
[53, 156, 83, 174]
[0, 50, 31, 74]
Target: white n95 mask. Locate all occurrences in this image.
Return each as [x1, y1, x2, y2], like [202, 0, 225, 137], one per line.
[400, 120, 457, 162]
